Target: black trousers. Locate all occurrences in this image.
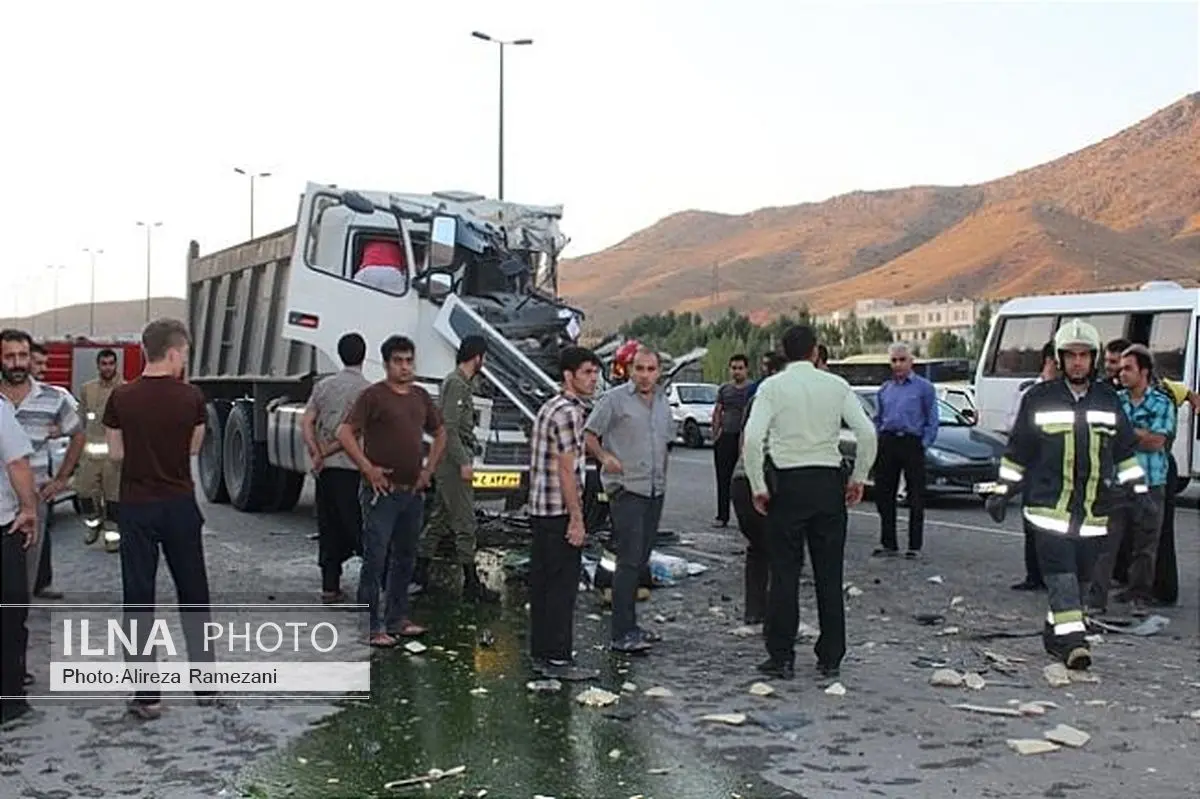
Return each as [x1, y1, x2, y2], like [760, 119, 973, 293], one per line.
[1, 524, 29, 708]
[33, 506, 51, 594]
[764, 467, 847, 669]
[713, 433, 740, 523]
[119, 496, 215, 703]
[1113, 456, 1178, 602]
[874, 433, 926, 551]
[1021, 518, 1044, 585]
[316, 468, 363, 593]
[731, 475, 770, 622]
[528, 515, 582, 662]
[608, 490, 664, 641]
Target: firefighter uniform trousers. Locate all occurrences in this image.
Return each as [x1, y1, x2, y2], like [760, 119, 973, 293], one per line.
[421, 369, 478, 566]
[77, 378, 122, 552]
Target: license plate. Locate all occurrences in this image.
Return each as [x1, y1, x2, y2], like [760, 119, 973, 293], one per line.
[973, 481, 1000, 494]
[472, 471, 522, 489]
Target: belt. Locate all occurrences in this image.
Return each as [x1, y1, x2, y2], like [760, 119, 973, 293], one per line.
[882, 430, 920, 438]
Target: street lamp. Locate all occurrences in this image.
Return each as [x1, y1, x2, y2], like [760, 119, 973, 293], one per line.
[471, 31, 533, 200]
[234, 167, 271, 239]
[83, 247, 103, 337]
[46, 264, 68, 337]
[136, 221, 163, 324]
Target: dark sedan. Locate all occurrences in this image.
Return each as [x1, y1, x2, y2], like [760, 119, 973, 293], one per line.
[839, 387, 1006, 501]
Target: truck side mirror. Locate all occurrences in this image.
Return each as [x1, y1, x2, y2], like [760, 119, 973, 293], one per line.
[429, 216, 457, 269]
[341, 191, 375, 215]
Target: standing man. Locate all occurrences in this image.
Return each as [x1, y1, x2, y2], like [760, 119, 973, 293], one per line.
[337, 335, 447, 647]
[1102, 338, 1131, 389]
[985, 319, 1149, 670]
[527, 346, 602, 681]
[731, 351, 786, 625]
[302, 333, 370, 604]
[1086, 345, 1174, 616]
[743, 326, 877, 680]
[0, 330, 84, 600]
[585, 347, 673, 654]
[417, 335, 498, 603]
[712, 354, 751, 528]
[872, 342, 938, 559]
[0, 397, 38, 725]
[102, 318, 216, 719]
[77, 348, 123, 554]
[29, 344, 48, 382]
[1007, 340, 1057, 592]
[1150, 378, 1200, 606]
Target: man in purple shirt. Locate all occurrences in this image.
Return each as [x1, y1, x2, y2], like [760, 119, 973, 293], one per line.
[872, 342, 938, 559]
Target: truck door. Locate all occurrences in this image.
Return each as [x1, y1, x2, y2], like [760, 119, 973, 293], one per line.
[285, 184, 425, 380]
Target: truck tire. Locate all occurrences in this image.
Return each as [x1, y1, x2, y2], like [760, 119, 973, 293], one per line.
[199, 401, 231, 504]
[267, 469, 305, 513]
[222, 402, 275, 512]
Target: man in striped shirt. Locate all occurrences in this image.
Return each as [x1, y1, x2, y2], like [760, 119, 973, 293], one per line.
[0, 330, 84, 600]
[527, 346, 602, 682]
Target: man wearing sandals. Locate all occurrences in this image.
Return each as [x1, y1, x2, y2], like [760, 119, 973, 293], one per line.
[337, 335, 447, 647]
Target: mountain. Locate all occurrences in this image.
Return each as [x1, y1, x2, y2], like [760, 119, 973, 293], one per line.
[0, 297, 187, 341]
[561, 93, 1200, 332]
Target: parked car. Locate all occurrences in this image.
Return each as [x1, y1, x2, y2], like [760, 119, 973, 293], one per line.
[839, 387, 1005, 501]
[666, 382, 718, 448]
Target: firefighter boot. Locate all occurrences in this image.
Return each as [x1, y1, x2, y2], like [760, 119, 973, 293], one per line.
[79, 497, 102, 545]
[102, 502, 121, 554]
[462, 564, 500, 604]
[1042, 620, 1091, 670]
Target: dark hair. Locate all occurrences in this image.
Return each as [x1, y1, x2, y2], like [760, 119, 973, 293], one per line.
[31, 342, 46, 356]
[1040, 340, 1056, 362]
[559, 345, 600, 376]
[380, 335, 415, 362]
[1121, 344, 1154, 376]
[337, 333, 366, 367]
[729, 353, 749, 367]
[0, 330, 33, 349]
[142, 318, 191, 363]
[764, 351, 787, 373]
[1105, 338, 1131, 355]
[456, 335, 487, 365]
[781, 325, 817, 362]
[815, 344, 829, 365]
[97, 348, 118, 363]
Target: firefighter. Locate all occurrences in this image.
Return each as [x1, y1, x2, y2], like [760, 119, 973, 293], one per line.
[76, 348, 122, 553]
[984, 318, 1151, 670]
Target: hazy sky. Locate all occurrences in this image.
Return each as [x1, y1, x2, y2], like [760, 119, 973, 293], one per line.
[1, 0, 1196, 320]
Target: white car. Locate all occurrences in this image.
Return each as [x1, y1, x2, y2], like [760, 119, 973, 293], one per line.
[666, 382, 718, 448]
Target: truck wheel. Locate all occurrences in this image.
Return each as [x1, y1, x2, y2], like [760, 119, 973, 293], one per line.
[267, 469, 305, 513]
[199, 401, 231, 504]
[222, 403, 274, 512]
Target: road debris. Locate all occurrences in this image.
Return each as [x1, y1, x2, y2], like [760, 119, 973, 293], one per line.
[608, 748, 622, 760]
[1189, 709, 1200, 722]
[469, 687, 489, 696]
[382, 765, 467, 790]
[526, 679, 563, 693]
[730, 624, 761, 637]
[1044, 724, 1090, 748]
[915, 613, 946, 626]
[1008, 739, 1061, 756]
[935, 626, 960, 636]
[644, 686, 674, 698]
[621, 682, 638, 693]
[576, 687, 620, 707]
[404, 641, 428, 655]
[1068, 670, 1100, 684]
[952, 703, 1023, 717]
[950, 596, 965, 608]
[824, 682, 846, 696]
[846, 585, 864, 598]
[930, 669, 965, 687]
[1044, 663, 1072, 687]
[963, 672, 986, 691]
[927, 575, 945, 585]
[1018, 702, 1048, 716]
[700, 712, 747, 725]
[748, 682, 775, 697]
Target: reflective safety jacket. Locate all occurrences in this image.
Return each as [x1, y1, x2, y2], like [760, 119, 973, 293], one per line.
[998, 378, 1148, 538]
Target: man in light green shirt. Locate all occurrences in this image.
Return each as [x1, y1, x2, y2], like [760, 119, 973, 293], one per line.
[742, 325, 877, 681]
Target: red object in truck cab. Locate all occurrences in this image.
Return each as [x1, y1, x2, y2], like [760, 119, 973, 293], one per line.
[40, 339, 145, 396]
[360, 239, 405, 270]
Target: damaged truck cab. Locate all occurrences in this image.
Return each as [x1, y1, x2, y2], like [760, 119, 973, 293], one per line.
[189, 182, 588, 512]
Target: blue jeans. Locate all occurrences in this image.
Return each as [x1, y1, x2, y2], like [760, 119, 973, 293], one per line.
[358, 486, 424, 634]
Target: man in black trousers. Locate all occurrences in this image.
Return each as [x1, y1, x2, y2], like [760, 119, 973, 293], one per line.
[0, 397, 38, 725]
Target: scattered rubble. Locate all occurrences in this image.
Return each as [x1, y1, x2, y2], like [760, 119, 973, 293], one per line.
[621, 682, 638, 693]
[644, 686, 674, 699]
[404, 641, 428, 655]
[927, 575, 945, 585]
[527, 679, 563, 693]
[952, 703, 1023, 717]
[700, 712, 747, 726]
[824, 682, 847, 697]
[935, 626, 960, 637]
[1044, 664, 1072, 687]
[1008, 739, 1061, 756]
[576, 688, 620, 707]
[1044, 724, 1090, 748]
[963, 672, 986, 691]
[748, 682, 775, 697]
[382, 765, 467, 790]
[930, 669, 965, 688]
[1018, 702, 1048, 716]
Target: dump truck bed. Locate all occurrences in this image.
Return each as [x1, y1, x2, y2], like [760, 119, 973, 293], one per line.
[187, 227, 321, 383]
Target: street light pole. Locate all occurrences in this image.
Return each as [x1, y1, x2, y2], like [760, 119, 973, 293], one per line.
[47, 264, 67, 337]
[234, 167, 271, 239]
[83, 247, 103, 337]
[136, 221, 162, 324]
[472, 31, 533, 200]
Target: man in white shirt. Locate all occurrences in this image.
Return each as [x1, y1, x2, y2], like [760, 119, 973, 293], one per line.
[1007, 340, 1056, 592]
[743, 325, 877, 681]
[1, 396, 40, 725]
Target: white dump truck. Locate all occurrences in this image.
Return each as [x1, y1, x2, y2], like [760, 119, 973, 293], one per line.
[188, 183, 591, 513]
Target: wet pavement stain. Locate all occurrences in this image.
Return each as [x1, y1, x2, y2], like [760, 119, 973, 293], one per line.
[239, 603, 761, 798]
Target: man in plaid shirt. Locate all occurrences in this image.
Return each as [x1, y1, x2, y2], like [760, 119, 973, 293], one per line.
[527, 345, 602, 681]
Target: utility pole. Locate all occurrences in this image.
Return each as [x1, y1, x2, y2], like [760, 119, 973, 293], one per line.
[234, 167, 271, 238]
[136, 221, 163, 324]
[83, 247, 103, 337]
[47, 264, 67, 336]
[472, 31, 533, 200]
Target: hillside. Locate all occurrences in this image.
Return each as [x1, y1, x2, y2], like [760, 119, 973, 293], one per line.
[0, 297, 187, 341]
[561, 93, 1200, 331]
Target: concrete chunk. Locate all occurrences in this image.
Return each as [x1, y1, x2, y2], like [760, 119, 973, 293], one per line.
[1044, 724, 1090, 748]
[930, 668, 965, 687]
[1008, 738, 1062, 755]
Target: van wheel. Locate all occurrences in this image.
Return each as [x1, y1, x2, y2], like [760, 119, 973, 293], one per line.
[683, 419, 703, 448]
[222, 402, 275, 512]
[199, 401, 231, 504]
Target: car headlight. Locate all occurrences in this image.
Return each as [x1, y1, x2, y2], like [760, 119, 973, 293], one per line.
[926, 447, 970, 466]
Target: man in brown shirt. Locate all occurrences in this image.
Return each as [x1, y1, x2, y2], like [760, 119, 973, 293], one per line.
[337, 335, 447, 647]
[102, 318, 215, 720]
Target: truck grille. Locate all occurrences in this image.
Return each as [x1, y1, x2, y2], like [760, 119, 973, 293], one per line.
[483, 394, 530, 467]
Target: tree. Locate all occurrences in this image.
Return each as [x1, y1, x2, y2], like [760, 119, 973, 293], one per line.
[839, 313, 863, 356]
[971, 303, 993, 357]
[927, 330, 969, 358]
[861, 317, 894, 346]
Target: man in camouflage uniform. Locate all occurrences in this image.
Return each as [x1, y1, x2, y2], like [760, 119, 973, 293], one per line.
[76, 349, 122, 553]
[416, 335, 498, 602]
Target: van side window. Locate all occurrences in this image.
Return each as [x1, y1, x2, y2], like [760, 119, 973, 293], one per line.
[986, 315, 1057, 377]
[1147, 311, 1189, 381]
[1072, 314, 1129, 350]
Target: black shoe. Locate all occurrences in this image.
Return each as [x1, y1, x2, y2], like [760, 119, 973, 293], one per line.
[817, 662, 841, 679]
[756, 658, 794, 680]
[904, 550, 920, 560]
[634, 627, 662, 644]
[0, 700, 31, 726]
[1010, 579, 1045, 591]
[872, 547, 899, 558]
[611, 632, 652, 654]
[712, 518, 728, 528]
[532, 659, 599, 682]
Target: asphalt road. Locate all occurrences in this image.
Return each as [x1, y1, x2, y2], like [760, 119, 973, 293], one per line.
[1, 450, 1197, 798]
